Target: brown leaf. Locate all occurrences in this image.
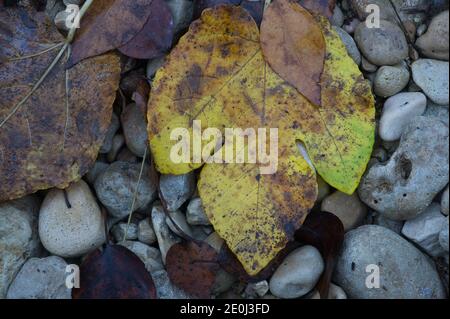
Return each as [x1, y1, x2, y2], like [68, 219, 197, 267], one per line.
[0, 6, 120, 201]
[260, 0, 326, 106]
[118, 0, 174, 60]
[299, 0, 337, 18]
[72, 244, 157, 299]
[166, 241, 220, 298]
[295, 211, 344, 299]
[69, 0, 155, 66]
[132, 79, 151, 117]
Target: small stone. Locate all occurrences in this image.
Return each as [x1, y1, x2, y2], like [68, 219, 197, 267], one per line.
[439, 217, 449, 252]
[417, 24, 427, 37]
[354, 19, 408, 66]
[331, 5, 344, 27]
[99, 113, 120, 154]
[146, 55, 166, 78]
[151, 270, 191, 299]
[416, 11, 449, 61]
[54, 10, 71, 31]
[121, 103, 148, 157]
[402, 203, 447, 257]
[204, 232, 225, 252]
[116, 147, 138, 163]
[334, 225, 446, 299]
[165, 0, 194, 34]
[359, 117, 449, 220]
[84, 161, 109, 185]
[106, 134, 125, 162]
[321, 191, 367, 232]
[151, 202, 181, 264]
[111, 223, 138, 242]
[412, 59, 449, 105]
[442, 186, 449, 216]
[328, 283, 347, 299]
[424, 102, 449, 125]
[6, 257, 71, 299]
[269, 246, 324, 299]
[372, 211, 404, 234]
[361, 57, 378, 72]
[159, 172, 196, 211]
[94, 161, 157, 218]
[334, 26, 361, 65]
[166, 210, 194, 237]
[245, 281, 269, 298]
[119, 241, 164, 274]
[342, 17, 360, 35]
[137, 218, 157, 245]
[379, 92, 427, 141]
[373, 63, 410, 98]
[186, 197, 210, 225]
[0, 196, 40, 298]
[39, 180, 106, 258]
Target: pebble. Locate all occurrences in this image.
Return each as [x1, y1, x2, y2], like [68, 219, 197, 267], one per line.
[106, 134, 125, 162]
[151, 202, 181, 264]
[137, 218, 157, 245]
[6, 257, 71, 299]
[371, 211, 404, 234]
[424, 101, 449, 126]
[84, 161, 109, 185]
[316, 176, 331, 203]
[373, 63, 410, 98]
[361, 57, 378, 72]
[166, 210, 194, 237]
[333, 225, 446, 299]
[321, 191, 367, 232]
[354, 19, 408, 66]
[151, 270, 191, 299]
[111, 222, 138, 242]
[331, 5, 344, 27]
[99, 113, 120, 154]
[328, 283, 347, 299]
[442, 186, 449, 215]
[186, 197, 211, 226]
[94, 161, 157, 219]
[39, 180, 106, 258]
[245, 281, 269, 298]
[0, 196, 40, 298]
[402, 203, 447, 257]
[342, 17, 360, 35]
[121, 103, 148, 157]
[439, 217, 449, 251]
[269, 246, 324, 299]
[334, 26, 361, 65]
[416, 10, 449, 61]
[116, 147, 139, 163]
[379, 92, 427, 141]
[159, 172, 196, 211]
[412, 59, 449, 105]
[120, 241, 164, 274]
[359, 117, 449, 220]
[166, 0, 194, 34]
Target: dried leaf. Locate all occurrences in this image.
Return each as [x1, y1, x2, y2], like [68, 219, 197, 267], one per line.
[260, 0, 325, 106]
[118, 0, 174, 60]
[166, 241, 220, 298]
[148, 5, 374, 275]
[72, 244, 157, 299]
[69, 0, 158, 66]
[295, 211, 344, 298]
[0, 6, 120, 201]
[299, 0, 337, 18]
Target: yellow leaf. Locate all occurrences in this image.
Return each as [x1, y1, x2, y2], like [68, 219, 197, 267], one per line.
[147, 5, 375, 275]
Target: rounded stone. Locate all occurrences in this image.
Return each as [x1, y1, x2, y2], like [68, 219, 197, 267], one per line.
[373, 64, 410, 98]
[269, 246, 324, 299]
[121, 103, 148, 157]
[416, 10, 449, 61]
[412, 59, 449, 105]
[39, 180, 106, 258]
[334, 225, 446, 299]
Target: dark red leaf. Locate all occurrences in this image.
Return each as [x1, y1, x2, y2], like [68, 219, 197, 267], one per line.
[118, 0, 174, 59]
[72, 244, 157, 299]
[69, 0, 154, 66]
[166, 241, 220, 298]
[298, 0, 337, 18]
[295, 211, 344, 299]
